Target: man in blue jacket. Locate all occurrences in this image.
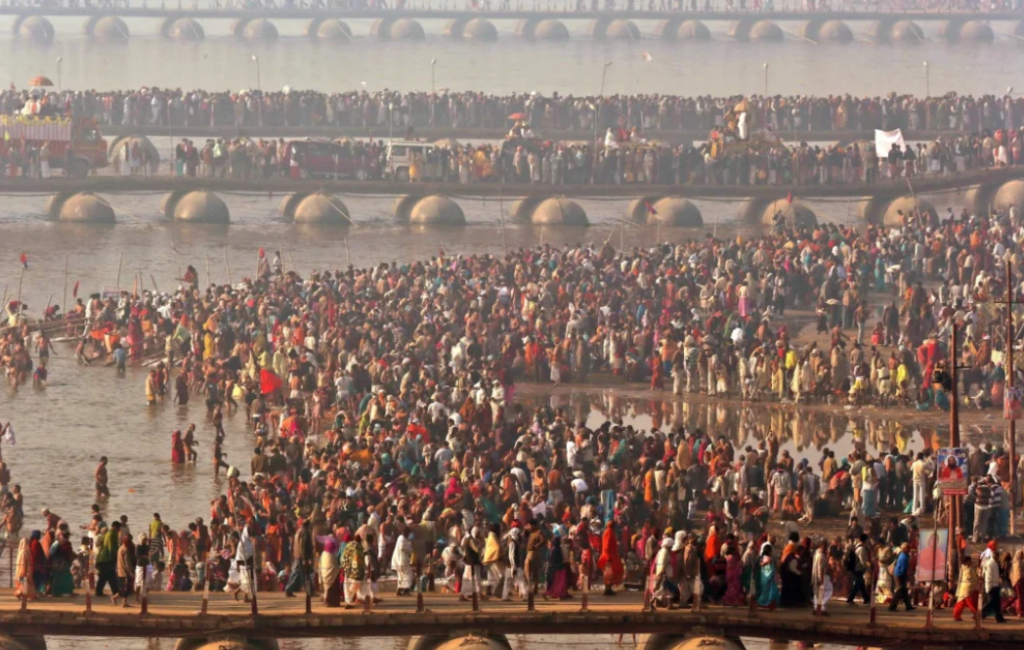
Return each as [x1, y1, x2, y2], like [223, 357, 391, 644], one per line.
[888, 542, 915, 612]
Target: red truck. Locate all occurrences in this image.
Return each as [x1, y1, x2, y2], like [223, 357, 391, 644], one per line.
[0, 115, 109, 178]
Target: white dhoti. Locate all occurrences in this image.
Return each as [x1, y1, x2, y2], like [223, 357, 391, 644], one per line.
[344, 578, 365, 604]
[395, 565, 413, 590]
[813, 576, 833, 609]
[504, 567, 526, 599]
[461, 565, 481, 596]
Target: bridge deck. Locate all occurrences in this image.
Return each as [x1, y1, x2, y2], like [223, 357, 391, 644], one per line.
[0, 165, 1016, 200]
[0, 589, 1020, 647]
[0, 8, 1019, 20]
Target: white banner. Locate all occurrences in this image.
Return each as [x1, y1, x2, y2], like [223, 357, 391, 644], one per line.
[874, 128, 906, 159]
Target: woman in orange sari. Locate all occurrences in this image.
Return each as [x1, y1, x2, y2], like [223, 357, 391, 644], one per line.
[597, 520, 624, 596]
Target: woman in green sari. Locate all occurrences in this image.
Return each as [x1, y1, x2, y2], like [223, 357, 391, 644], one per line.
[48, 530, 75, 597]
[756, 542, 780, 610]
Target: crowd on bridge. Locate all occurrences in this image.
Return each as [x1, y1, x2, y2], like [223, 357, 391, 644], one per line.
[3, 195, 1024, 617]
[11, 87, 1023, 136]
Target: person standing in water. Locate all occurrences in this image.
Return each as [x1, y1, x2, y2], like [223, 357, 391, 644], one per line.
[95, 457, 110, 501]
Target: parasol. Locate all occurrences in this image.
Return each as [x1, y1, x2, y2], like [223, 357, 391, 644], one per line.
[507, 112, 526, 121]
[28, 76, 53, 87]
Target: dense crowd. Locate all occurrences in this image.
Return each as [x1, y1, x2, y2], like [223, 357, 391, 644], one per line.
[7, 88, 1024, 135]
[4, 204, 1024, 617]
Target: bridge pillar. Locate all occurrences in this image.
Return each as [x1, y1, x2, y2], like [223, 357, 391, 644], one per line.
[729, 18, 782, 42]
[0, 635, 47, 650]
[857, 195, 937, 226]
[48, 191, 115, 223]
[642, 635, 746, 650]
[871, 18, 924, 43]
[231, 17, 278, 41]
[590, 17, 641, 41]
[939, 18, 994, 43]
[626, 196, 703, 226]
[306, 18, 353, 41]
[408, 635, 511, 650]
[84, 16, 129, 42]
[739, 197, 817, 228]
[444, 17, 498, 40]
[371, 17, 425, 40]
[394, 195, 466, 225]
[280, 191, 352, 224]
[654, 18, 710, 41]
[163, 190, 230, 224]
[515, 17, 570, 41]
[159, 16, 204, 41]
[803, 18, 853, 43]
[511, 197, 588, 226]
[13, 15, 55, 44]
[175, 639, 278, 650]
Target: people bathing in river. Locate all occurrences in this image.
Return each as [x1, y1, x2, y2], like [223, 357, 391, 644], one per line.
[10, 215, 1024, 616]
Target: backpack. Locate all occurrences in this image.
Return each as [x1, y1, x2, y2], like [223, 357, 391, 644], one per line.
[844, 546, 858, 572]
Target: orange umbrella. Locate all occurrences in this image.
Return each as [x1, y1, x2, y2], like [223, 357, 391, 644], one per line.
[28, 76, 54, 87]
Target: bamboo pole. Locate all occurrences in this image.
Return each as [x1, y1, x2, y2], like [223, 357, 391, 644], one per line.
[61, 255, 68, 316]
[224, 247, 232, 286]
[115, 252, 123, 295]
[205, 254, 211, 290]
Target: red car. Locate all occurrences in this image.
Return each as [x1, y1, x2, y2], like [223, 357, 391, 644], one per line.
[281, 140, 370, 180]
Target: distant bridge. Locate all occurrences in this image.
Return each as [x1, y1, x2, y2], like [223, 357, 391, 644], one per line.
[5, 7, 1024, 44]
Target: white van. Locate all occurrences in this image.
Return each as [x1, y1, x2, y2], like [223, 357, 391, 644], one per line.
[384, 141, 434, 182]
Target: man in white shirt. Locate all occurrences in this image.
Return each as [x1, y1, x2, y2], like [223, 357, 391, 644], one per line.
[911, 452, 930, 516]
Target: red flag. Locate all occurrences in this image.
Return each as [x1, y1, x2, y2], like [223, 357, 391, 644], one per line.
[258, 247, 265, 259]
[786, 191, 793, 205]
[18, 252, 27, 268]
[644, 200, 657, 215]
[72, 280, 80, 298]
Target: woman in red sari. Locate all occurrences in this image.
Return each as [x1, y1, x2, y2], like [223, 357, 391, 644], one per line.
[598, 520, 624, 596]
[171, 430, 186, 464]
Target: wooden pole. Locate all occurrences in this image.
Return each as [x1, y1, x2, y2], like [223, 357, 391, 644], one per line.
[949, 320, 961, 588]
[415, 566, 424, 613]
[16, 266, 25, 319]
[925, 517, 939, 629]
[579, 573, 589, 612]
[498, 187, 508, 256]
[345, 238, 352, 268]
[205, 254, 211, 290]
[61, 255, 68, 316]
[200, 556, 210, 615]
[115, 251, 123, 295]
[1008, 260, 1017, 535]
[224, 247, 233, 287]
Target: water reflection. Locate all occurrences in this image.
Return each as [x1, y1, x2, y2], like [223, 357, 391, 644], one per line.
[520, 389, 1002, 461]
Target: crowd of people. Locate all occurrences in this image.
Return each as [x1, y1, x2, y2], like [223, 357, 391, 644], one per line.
[7, 88, 1024, 137]
[2, 196, 1024, 618]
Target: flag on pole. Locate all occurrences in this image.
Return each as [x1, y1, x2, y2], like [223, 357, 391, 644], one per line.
[641, 51, 653, 62]
[786, 191, 793, 205]
[258, 247, 265, 259]
[19, 252, 27, 269]
[72, 280, 80, 298]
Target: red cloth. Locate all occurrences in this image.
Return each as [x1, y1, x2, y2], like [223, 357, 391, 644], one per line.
[260, 369, 282, 395]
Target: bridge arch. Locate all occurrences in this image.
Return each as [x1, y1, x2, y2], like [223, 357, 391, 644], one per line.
[655, 18, 710, 41]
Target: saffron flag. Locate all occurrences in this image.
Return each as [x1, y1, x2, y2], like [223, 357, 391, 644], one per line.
[258, 247, 265, 259]
[19, 252, 27, 269]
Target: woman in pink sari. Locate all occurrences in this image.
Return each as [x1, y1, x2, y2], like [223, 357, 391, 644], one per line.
[722, 547, 746, 606]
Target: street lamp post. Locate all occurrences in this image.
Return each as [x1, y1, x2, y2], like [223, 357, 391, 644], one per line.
[56, 57, 62, 94]
[592, 60, 612, 185]
[252, 54, 263, 127]
[430, 58, 438, 126]
[388, 102, 395, 178]
[763, 62, 769, 129]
